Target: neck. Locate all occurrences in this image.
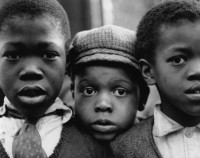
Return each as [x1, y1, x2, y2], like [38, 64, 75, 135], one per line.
[25, 118, 38, 125]
[160, 102, 200, 127]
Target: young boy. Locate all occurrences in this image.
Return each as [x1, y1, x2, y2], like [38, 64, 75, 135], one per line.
[111, 0, 200, 157]
[67, 25, 149, 142]
[0, 0, 106, 158]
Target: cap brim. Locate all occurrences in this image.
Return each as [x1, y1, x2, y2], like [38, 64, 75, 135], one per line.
[75, 49, 139, 70]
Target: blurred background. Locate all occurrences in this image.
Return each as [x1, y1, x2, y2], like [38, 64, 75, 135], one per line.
[58, 0, 163, 37]
[0, 0, 163, 114]
[58, 0, 162, 119]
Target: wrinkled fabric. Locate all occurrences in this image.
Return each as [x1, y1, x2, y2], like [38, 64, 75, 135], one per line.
[12, 122, 47, 158]
[153, 105, 200, 158]
[0, 97, 72, 158]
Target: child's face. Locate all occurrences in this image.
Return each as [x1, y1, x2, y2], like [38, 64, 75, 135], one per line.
[142, 21, 200, 125]
[0, 15, 66, 118]
[74, 65, 140, 141]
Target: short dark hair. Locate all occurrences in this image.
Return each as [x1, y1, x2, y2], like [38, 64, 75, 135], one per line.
[0, 0, 71, 49]
[135, 0, 200, 63]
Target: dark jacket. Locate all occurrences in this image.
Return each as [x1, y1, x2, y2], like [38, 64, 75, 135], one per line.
[111, 117, 163, 158]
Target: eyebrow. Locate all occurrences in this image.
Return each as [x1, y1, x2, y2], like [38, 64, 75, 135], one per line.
[170, 47, 192, 55]
[79, 78, 133, 86]
[4, 42, 57, 49]
[78, 78, 92, 84]
[111, 79, 133, 85]
[4, 42, 24, 49]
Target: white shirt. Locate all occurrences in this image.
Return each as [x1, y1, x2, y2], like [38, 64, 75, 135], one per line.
[0, 97, 72, 158]
[153, 105, 200, 158]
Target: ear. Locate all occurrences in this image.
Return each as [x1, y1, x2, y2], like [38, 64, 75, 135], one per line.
[139, 59, 156, 85]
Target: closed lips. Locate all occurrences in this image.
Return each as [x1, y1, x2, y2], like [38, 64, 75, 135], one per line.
[93, 119, 115, 125]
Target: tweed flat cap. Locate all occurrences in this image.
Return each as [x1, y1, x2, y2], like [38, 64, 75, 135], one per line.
[67, 25, 149, 110]
[67, 25, 139, 72]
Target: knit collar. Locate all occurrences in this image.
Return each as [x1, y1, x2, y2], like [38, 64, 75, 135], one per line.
[153, 104, 200, 137]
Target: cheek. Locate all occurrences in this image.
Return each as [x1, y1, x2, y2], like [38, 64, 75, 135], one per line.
[0, 70, 15, 92]
[45, 66, 65, 90]
[0, 63, 16, 79]
[49, 63, 65, 80]
[75, 97, 95, 124]
[157, 74, 179, 92]
[116, 99, 138, 128]
[0, 63, 19, 97]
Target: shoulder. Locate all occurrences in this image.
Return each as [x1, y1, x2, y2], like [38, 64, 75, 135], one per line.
[51, 118, 111, 158]
[112, 117, 153, 144]
[111, 117, 161, 158]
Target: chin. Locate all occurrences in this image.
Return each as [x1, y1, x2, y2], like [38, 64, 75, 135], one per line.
[93, 133, 117, 142]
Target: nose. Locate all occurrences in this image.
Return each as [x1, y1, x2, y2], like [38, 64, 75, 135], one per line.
[94, 91, 113, 113]
[19, 59, 43, 81]
[187, 59, 200, 81]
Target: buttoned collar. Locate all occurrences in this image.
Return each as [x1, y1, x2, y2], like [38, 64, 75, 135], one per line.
[153, 105, 200, 137]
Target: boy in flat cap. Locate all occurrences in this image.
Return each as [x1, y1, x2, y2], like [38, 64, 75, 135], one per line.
[67, 25, 149, 144]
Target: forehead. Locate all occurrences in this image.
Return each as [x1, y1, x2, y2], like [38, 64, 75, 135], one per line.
[156, 20, 200, 53]
[1, 14, 63, 39]
[0, 15, 65, 48]
[160, 19, 200, 33]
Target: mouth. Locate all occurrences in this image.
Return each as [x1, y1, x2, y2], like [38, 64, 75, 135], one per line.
[17, 86, 46, 105]
[185, 86, 200, 95]
[91, 120, 117, 133]
[18, 86, 46, 96]
[185, 86, 200, 101]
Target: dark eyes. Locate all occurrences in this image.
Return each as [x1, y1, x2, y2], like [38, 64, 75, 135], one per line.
[4, 51, 58, 60]
[82, 87, 96, 96]
[168, 55, 188, 65]
[4, 51, 21, 60]
[112, 88, 127, 97]
[82, 87, 127, 97]
[42, 51, 58, 60]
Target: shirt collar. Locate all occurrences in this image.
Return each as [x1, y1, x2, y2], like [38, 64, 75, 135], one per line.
[153, 104, 183, 137]
[0, 97, 72, 124]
